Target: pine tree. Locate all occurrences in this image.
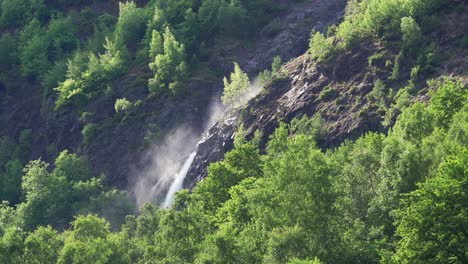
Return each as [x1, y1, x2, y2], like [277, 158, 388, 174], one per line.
[222, 62, 251, 106]
[148, 27, 188, 96]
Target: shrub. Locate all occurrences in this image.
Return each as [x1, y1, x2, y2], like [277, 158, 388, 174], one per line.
[367, 79, 388, 111]
[41, 60, 68, 91]
[318, 86, 338, 101]
[271, 55, 282, 74]
[216, 0, 248, 38]
[390, 54, 402, 80]
[259, 55, 282, 85]
[114, 98, 133, 113]
[309, 32, 334, 62]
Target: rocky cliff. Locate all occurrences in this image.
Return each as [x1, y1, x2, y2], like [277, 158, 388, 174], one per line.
[184, 8, 468, 188]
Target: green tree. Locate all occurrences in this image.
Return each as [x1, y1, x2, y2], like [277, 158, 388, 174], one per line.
[23, 226, 63, 264]
[55, 39, 124, 109]
[259, 55, 282, 85]
[47, 16, 78, 60]
[0, 34, 17, 72]
[391, 152, 468, 263]
[0, 227, 24, 263]
[400, 17, 422, 55]
[221, 62, 251, 106]
[0, 159, 23, 205]
[0, 0, 45, 27]
[271, 55, 282, 74]
[429, 78, 467, 128]
[309, 31, 334, 62]
[16, 151, 131, 231]
[148, 27, 188, 96]
[58, 215, 128, 264]
[216, 0, 248, 38]
[114, 2, 147, 51]
[264, 226, 309, 264]
[18, 19, 49, 78]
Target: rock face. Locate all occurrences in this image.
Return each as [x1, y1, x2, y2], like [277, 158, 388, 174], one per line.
[184, 16, 468, 188]
[184, 110, 239, 188]
[183, 0, 348, 188]
[184, 44, 384, 188]
[212, 0, 347, 75]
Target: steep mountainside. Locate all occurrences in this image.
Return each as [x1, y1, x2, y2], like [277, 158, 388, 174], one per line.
[185, 7, 468, 187]
[0, 0, 346, 188]
[1, 1, 467, 263]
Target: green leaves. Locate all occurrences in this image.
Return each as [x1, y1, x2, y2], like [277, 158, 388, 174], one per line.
[392, 151, 468, 263]
[115, 2, 147, 51]
[55, 38, 124, 109]
[15, 151, 132, 231]
[429, 78, 468, 129]
[221, 62, 251, 106]
[148, 27, 188, 96]
[23, 226, 63, 264]
[400, 17, 422, 55]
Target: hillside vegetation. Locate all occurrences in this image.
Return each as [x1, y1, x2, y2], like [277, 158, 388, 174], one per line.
[0, 0, 467, 263]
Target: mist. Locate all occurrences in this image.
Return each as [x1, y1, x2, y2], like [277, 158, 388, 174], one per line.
[132, 125, 199, 207]
[132, 76, 262, 208]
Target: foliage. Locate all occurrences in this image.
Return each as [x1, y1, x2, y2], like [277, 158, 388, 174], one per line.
[391, 151, 467, 263]
[259, 55, 282, 85]
[12, 151, 133, 231]
[400, 17, 422, 55]
[114, 2, 147, 51]
[368, 79, 389, 111]
[1, 74, 467, 264]
[318, 86, 338, 101]
[0, 34, 17, 72]
[55, 39, 125, 109]
[310, 0, 451, 62]
[309, 31, 334, 62]
[221, 62, 251, 106]
[0, 0, 46, 28]
[18, 19, 49, 78]
[114, 98, 133, 113]
[148, 27, 188, 96]
[429, 78, 467, 128]
[23, 226, 63, 264]
[58, 215, 128, 264]
[47, 16, 78, 60]
[0, 0, 467, 263]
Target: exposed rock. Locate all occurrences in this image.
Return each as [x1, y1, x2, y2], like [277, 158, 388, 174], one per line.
[184, 20, 468, 187]
[210, 0, 347, 75]
[184, 44, 383, 188]
[184, 110, 240, 188]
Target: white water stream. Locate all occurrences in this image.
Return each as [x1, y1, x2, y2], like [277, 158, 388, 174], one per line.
[134, 77, 262, 208]
[162, 151, 197, 208]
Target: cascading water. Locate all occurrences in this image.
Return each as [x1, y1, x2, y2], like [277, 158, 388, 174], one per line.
[134, 77, 262, 208]
[162, 151, 197, 207]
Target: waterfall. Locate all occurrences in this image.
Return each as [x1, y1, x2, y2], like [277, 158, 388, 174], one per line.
[162, 151, 197, 208]
[134, 77, 262, 208]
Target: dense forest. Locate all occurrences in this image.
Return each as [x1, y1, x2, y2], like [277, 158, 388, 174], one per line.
[0, 0, 467, 263]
